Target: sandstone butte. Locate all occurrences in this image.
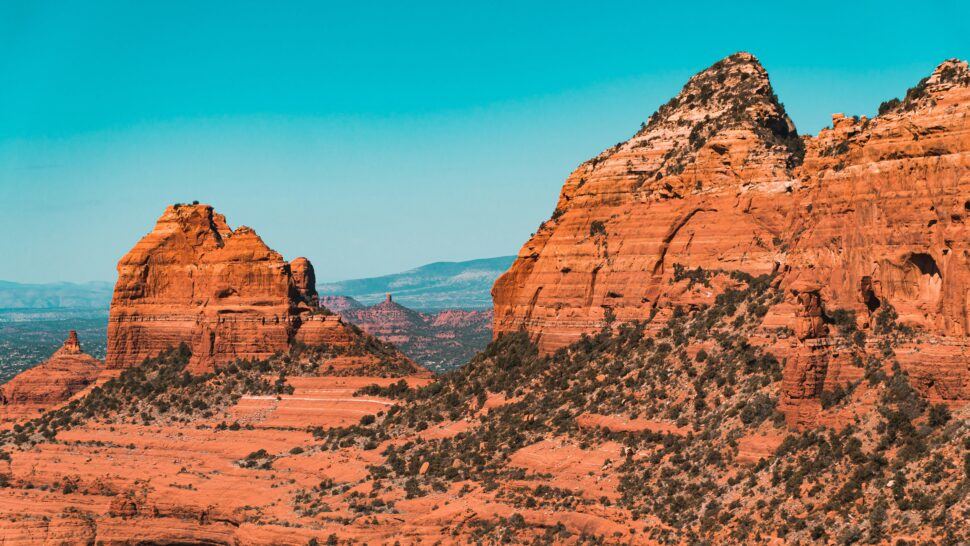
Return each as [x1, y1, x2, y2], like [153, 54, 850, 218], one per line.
[0, 331, 102, 424]
[493, 52, 970, 428]
[107, 203, 373, 373]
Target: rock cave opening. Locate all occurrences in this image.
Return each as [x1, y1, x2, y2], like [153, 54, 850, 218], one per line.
[899, 252, 943, 306]
[909, 252, 942, 278]
[860, 276, 881, 313]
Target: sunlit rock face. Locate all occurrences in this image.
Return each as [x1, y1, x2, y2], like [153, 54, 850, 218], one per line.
[493, 53, 801, 352]
[493, 54, 970, 426]
[0, 331, 103, 423]
[106, 204, 356, 373]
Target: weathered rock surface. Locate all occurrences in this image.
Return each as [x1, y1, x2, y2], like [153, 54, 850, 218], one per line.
[289, 256, 318, 304]
[493, 54, 970, 426]
[777, 59, 970, 425]
[493, 52, 798, 353]
[0, 331, 102, 423]
[107, 204, 364, 372]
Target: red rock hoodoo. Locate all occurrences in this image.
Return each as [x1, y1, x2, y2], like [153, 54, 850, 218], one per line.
[106, 204, 357, 372]
[289, 256, 318, 304]
[492, 53, 970, 425]
[0, 331, 103, 423]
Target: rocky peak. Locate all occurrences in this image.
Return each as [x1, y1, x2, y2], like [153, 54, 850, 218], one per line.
[496, 54, 970, 430]
[318, 295, 364, 313]
[635, 51, 802, 172]
[59, 330, 81, 355]
[0, 329, 103, 423]
[552, 52, 801, 213]
[290, 257, 318, 304]
[108, 205, 365, 371]
[929, 58, 970, 86]
[160, 203, 231, 250]
[876, 58, 970, 116]
[644, 52, 773, 126]
[353, 295, 428, 331]
[374, 294, 414, 314]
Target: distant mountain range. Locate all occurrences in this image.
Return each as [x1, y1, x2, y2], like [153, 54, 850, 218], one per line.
[317, 256, 514, 310]
[0, 281, 113, 319]
[0, 255, 514, 315]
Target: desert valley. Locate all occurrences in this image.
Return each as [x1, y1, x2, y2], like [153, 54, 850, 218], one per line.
[2, 52, 970, 544]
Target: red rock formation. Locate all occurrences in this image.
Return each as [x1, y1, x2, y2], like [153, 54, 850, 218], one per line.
[343, 295, 428, 343]
[0, 331, 103, 422]
[431, 308, 493, 330]
[777, 59, 970, 425]
[493, 52, 798, 353]
[493, 54, 970, 425]
[106, 204, 361, 372]
[334, 295, 493, 371]
[289, 256, 318, 305]
[319, 295, 364, 313]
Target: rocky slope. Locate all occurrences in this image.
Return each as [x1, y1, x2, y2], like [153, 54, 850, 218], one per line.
[494, 53, 970, 426]
[493, 52, 798, 353]
[107, 203, 366, 373]
[3, 271, 968, 544]
[0, 331, 103, 423]
[336, 294, 493, 372]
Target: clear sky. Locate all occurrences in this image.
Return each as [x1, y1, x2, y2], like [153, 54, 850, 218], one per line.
[1, 1, 967, 283]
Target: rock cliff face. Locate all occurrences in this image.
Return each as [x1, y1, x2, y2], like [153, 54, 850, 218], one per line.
[778, 58, 970, 425]
[493, 54, 970, 425]
[493, 52, 798, 353]
[0, 331, 102, 422]
[106, 204, 358, 372]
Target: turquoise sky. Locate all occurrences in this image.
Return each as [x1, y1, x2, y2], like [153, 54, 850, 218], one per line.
[1, 1, 967, 283]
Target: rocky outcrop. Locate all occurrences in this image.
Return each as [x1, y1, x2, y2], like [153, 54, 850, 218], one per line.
[494, 52, 798, 352]
[289, 257, 318, 304]
[344, 294, 428, 344]
[106, 204, 362, 372]
[493, 54, 970, 426]
[776, 59, 970, 425]
[319, 295, 365, 313]
[786, 62, 970, 336]
[334, 294, 493, 371]
[0, 331, 103, 422]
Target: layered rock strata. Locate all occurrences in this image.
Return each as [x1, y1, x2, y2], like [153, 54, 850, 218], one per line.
[0, 331, 103, 422]
[493, 52, 798, 352]
[493, 54, 970, 425]
[106, 204, 358, 372]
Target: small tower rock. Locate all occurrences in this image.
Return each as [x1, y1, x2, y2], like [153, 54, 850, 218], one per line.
[290, 257, 318, 304]
[62, 330, 81, 354]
